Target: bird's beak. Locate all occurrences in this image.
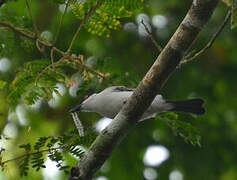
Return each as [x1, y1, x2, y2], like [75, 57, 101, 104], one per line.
[70, 104, 82, 113]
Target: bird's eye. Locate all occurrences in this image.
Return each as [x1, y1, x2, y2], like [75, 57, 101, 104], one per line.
[83, 95, 89, 100]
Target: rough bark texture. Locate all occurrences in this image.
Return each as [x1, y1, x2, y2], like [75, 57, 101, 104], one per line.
[68, 0, 220, 179]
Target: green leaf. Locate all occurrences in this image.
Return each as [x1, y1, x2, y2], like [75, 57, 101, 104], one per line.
[19, 156, 30, 176]
[7, 59, 69, 105]
[34, 137, 50, 150]
[19, 143, 31, 152]
[69, 145, 84, 158]
[158, 113, 202, 147]
[46, 137, 59, 148]
[31, 152, 45, 171]
[72, 0, 144, 37]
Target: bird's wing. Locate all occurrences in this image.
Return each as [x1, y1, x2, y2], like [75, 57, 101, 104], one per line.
[111, 86, 135, 92]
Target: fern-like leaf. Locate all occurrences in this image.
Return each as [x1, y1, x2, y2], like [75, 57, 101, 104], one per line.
[158, 112, 202, 147]
[7, 59, 68, 105]
[72, 0, 144, 37]
[19, 156, 30, 176]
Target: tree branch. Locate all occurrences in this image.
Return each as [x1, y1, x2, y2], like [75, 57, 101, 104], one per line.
[0, 20, 107, 79]
[25, 0, 39, 36]
[53, 0, 71, 45]
[0, 21, 36, 39]
[181, 8, 231, 65]
[141, 20, 163, 52]
[68, 0, 220, 179]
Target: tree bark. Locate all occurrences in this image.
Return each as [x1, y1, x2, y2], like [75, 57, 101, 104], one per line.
[68, 0, 220, 179]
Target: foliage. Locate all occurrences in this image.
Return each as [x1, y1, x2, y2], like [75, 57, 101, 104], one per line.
[72, 0, 144, 37]
[0, 0, 145, 105]
[7, 59, 67, 105]
[0, 0, 236, 179]
[157, 112, 201, 147]
[0, 30, 16, 57]
[0, 129, 96, 176]
[7, 56, 101, 105]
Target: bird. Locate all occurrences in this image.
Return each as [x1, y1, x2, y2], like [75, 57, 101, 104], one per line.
[70, 86, 205, 121]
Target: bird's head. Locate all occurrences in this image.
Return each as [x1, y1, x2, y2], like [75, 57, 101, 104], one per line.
[70, 92, 96, 113]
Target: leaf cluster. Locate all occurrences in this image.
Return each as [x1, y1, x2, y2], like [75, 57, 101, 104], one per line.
[157, 112, 202, 147]
[0, 129, 96, 176]
[72, 0, 144, 37]
[6, 56, 105, 105]
[7, 59, 68, 105]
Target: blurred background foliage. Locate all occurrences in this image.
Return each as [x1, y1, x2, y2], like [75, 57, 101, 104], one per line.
[0, 0, 237, 180]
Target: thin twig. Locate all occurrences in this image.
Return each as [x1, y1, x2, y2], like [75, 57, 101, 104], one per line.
[0, 144, 73, 166]
[36, 39, 47, 57]
[50, 0, 71, 67]
[71, 56, 106, 78]
[53, 0, 71, 45]
[141, 20, 163, 53]
[25, 0, 39, 36]
[0, 20, 107, 79]
[35, 58, 65, 86]
[50, 47, 56, 65]
[181, 8, 231, 65]
[0, 148, 50, 166]
[35, 54, 105, 86]
[0, 21, 36, 39]
[67, 1, 103, 54]
[0, 21, 51, 50]
[36, 39, 44, 53]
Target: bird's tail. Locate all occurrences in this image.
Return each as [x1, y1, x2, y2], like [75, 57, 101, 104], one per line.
[167, 98, 205, 115]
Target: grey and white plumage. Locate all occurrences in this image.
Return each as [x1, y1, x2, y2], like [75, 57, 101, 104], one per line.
[70, 86, 205, 121]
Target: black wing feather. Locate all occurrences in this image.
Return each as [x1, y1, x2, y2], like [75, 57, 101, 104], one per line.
[112, 86, 134, 92]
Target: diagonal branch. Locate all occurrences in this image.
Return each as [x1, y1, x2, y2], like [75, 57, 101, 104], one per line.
[0, 21, 36, 39]
[141, 20, 163, 52]
[181, 8, 231, 65]
[68, 0, 220, 180]
[25, 0, 39, 36]
[53, 0, 71, 45]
